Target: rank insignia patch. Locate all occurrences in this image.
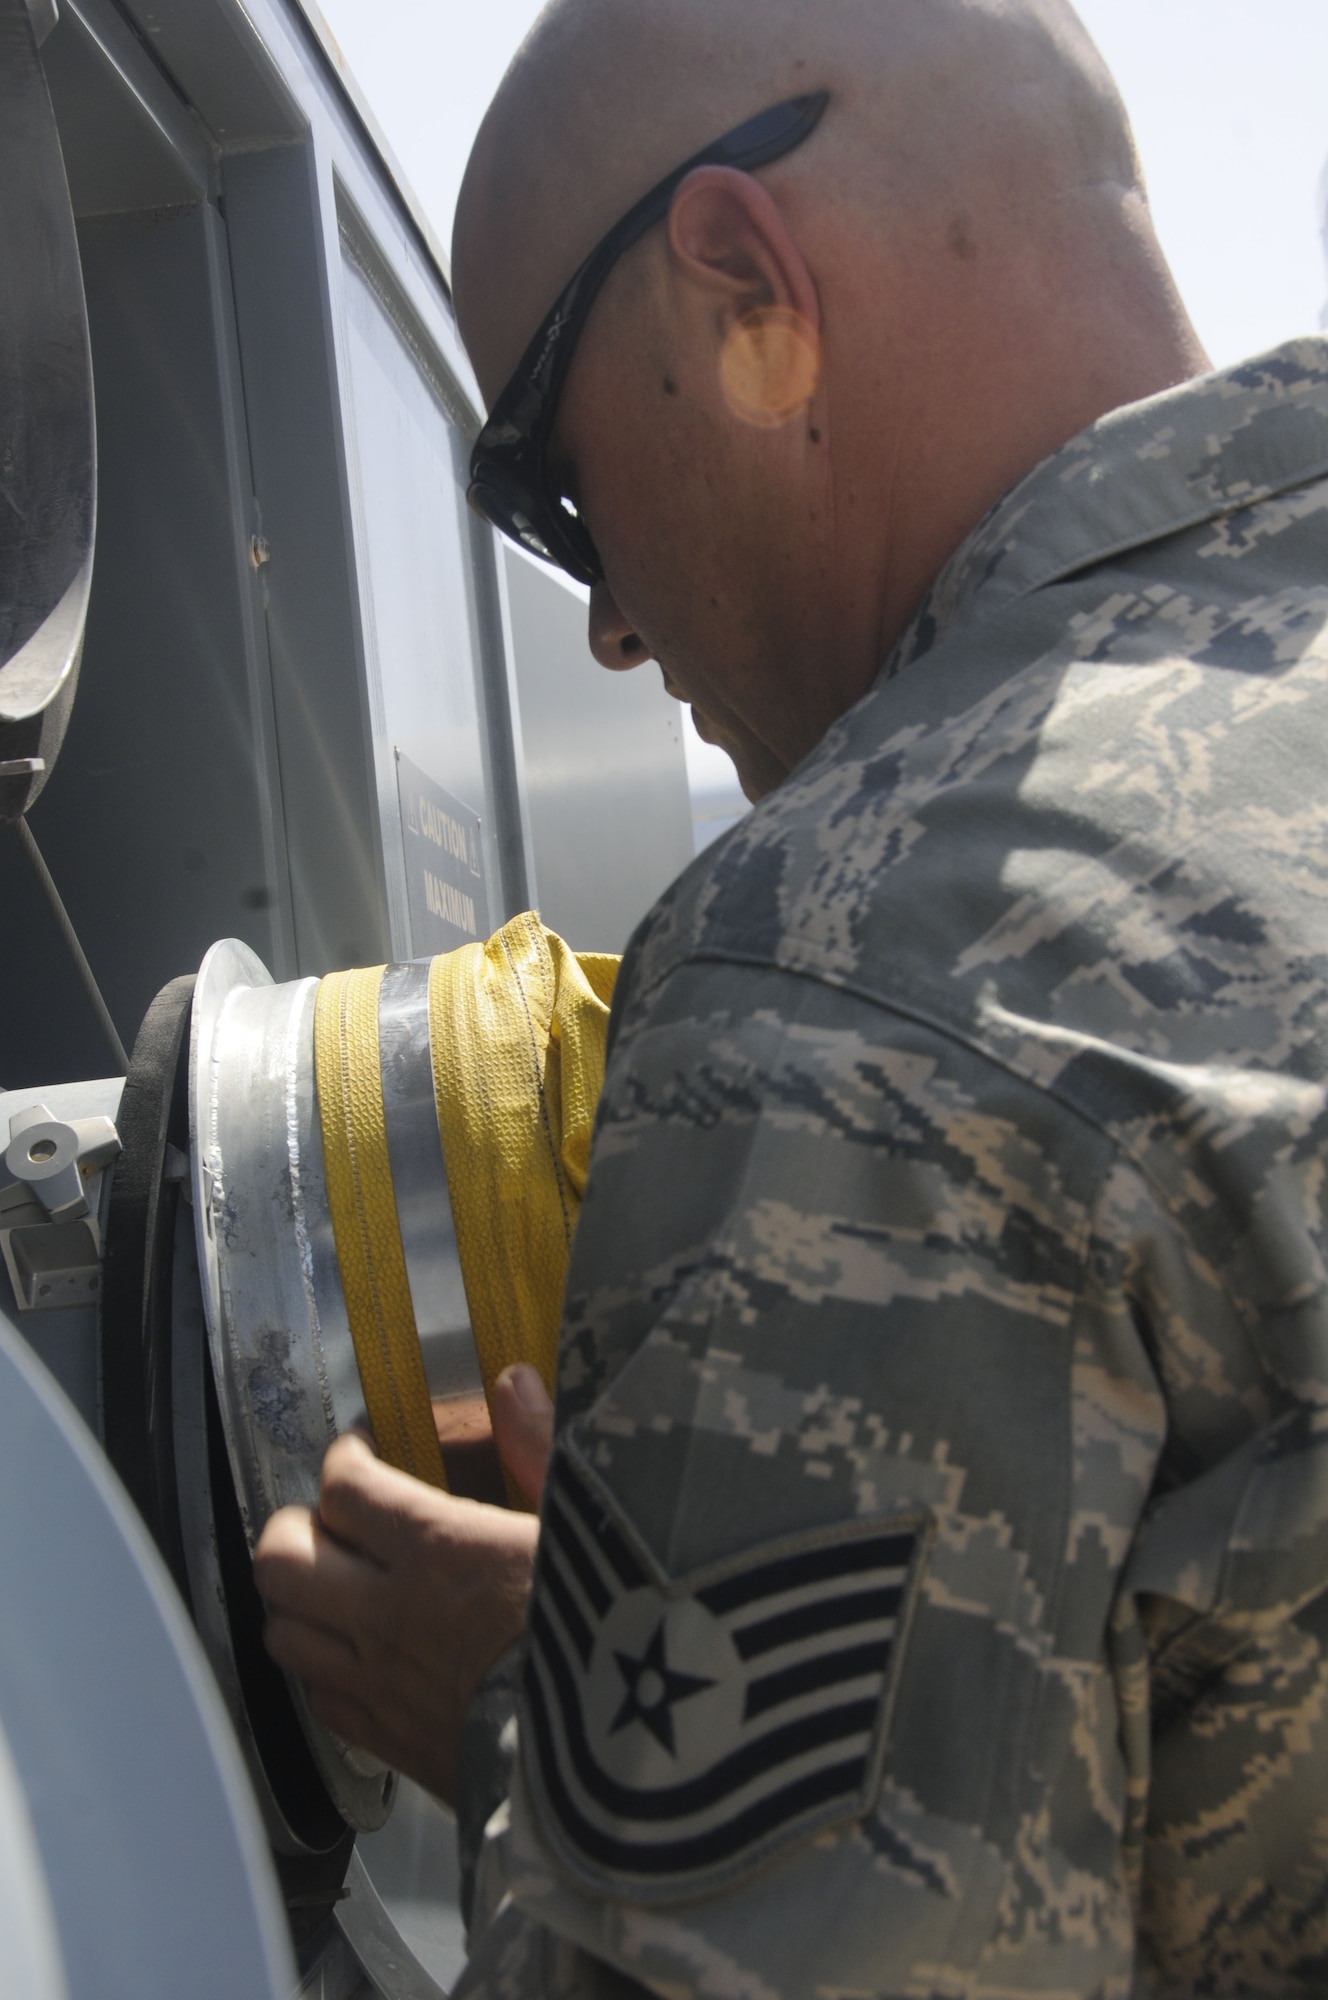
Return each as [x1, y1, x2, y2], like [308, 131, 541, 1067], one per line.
[521, 1448, 930, 1902]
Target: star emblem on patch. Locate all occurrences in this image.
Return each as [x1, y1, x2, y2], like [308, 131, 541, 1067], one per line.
[521, 1447, 930, 1903]
[612, 1620, 714, 1753]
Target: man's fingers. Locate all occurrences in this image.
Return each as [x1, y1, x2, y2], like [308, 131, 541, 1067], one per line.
[254, 1500, 383, 1629]
[255, 1423, 542, 1803]
[252, 1502, 321, 1603]
[492, 1363, 554, 1506]
[317, 1430, 439, 1561]
[263, 1608, 361, 1690]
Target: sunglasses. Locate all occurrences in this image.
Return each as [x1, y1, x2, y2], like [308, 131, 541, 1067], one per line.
[466, 91, 830, 588]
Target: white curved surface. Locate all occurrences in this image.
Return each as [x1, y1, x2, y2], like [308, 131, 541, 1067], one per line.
[0, 1304, 294, 2000]
[0, 1711, 68, 2000]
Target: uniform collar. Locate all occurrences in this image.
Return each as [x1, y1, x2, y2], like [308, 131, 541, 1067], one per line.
[890, 337, 1328, 677]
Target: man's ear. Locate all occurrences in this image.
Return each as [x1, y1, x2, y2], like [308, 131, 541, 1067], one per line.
[667, 166, 822, 427]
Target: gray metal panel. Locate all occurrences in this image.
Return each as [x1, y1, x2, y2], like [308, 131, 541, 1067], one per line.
[339, 1835, 462, 1998]
[222, 140, 392, 975]
[115, 0, 306, 149]
[40, 0, 210, 218]
[287, 0, 455, 294]
[0, 198, 294, 1084]
[224, 0, 535, 932]
[1320, 153, 1328, 331]
[464, 500, 535, 921]
[336, 235, 504, 956]
[165, 0, 536, 962]
[502, 548, 695, 953]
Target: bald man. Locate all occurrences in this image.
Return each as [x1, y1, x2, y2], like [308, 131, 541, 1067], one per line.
[255, 1, 1328, 1992]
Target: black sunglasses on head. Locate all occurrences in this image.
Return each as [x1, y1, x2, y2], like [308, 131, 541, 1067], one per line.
[466, 90, 830, 588]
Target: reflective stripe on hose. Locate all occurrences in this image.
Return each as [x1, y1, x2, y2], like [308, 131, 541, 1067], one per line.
[313, 966, 446, 1489]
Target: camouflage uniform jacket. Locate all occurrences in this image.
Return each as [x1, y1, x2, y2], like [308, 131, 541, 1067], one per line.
[458, 340, 1328, 2000]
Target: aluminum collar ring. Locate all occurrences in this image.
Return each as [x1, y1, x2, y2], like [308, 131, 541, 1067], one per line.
[189, 938, 395, 1833]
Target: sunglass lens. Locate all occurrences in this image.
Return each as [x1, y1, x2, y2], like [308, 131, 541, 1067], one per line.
[469, 475, 602, 587]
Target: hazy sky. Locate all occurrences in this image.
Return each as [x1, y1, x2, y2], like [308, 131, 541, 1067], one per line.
[313, 0, 1328, 368]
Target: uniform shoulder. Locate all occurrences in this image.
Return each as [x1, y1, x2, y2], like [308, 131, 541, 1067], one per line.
[621, 491, 1328, 1066]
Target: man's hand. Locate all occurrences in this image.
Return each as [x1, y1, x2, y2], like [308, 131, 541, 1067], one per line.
[253, 1363, 553, 1804]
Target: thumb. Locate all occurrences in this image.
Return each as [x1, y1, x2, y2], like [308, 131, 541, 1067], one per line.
[492, 1364, 554, 1507]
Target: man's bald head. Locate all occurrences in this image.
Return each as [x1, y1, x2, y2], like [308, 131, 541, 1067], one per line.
[453, 0, 1204, 802]
[453, 0, 1143, 397]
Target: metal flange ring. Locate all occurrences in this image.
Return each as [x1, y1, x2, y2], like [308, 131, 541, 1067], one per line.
[189, 938, 397, 1832]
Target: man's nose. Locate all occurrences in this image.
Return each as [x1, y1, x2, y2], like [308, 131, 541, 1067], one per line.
[588, 582, 651, 671]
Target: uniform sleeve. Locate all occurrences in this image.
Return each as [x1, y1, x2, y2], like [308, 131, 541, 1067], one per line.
[459, 957, 1172, 1999]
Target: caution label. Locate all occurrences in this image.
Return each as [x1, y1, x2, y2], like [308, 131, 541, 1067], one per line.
[396, 751, 489, 956]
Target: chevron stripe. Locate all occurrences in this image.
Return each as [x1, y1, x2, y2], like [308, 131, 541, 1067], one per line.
[523, 1454, 925, 1893]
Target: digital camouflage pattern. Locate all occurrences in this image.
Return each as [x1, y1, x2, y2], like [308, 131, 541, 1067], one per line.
[456, 340, 1328, 1999]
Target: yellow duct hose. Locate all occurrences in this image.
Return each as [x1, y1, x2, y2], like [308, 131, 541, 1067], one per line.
[313, 916, 618, 1500]
[429, 913, 618, 1418]
[314, 966, 449, 1488]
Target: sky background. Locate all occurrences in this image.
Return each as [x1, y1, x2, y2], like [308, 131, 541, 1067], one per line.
[310, 0, 1328, 832]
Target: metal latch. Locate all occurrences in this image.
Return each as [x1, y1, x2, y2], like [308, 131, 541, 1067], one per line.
[0, 1104, 121, 1310]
